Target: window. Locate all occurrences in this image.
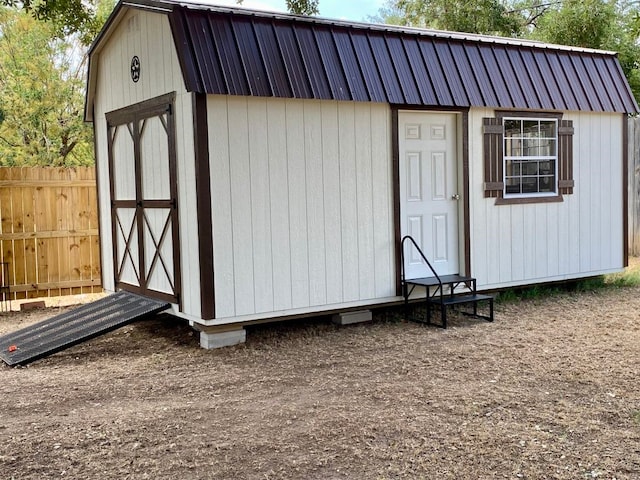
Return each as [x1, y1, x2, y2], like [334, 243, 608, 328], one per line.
[483, 113, 574, 204]
[503, 118, 557, 197]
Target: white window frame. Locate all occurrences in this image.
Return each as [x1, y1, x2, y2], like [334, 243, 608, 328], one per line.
[503, 117, 558, 199]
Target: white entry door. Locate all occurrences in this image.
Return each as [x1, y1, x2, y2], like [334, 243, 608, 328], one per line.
[399, 111, 460, 280]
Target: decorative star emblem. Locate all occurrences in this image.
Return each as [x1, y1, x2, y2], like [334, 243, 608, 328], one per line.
[131, 56, 141, 83]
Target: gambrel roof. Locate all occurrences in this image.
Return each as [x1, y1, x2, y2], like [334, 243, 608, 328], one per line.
[86, 0, 639, 119]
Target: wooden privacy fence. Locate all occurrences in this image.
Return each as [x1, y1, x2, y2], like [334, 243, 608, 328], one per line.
[0, 167, 101, 299]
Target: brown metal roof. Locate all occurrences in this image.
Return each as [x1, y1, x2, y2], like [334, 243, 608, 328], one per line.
[87, 0, 639, 116]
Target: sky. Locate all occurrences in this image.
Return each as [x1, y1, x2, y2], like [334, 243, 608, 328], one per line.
[208, 0, 386, 22]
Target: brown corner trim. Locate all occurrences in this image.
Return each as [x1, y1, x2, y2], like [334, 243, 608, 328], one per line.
[391, 108, 401, 296]
[623, 114, 629, 267]
[91, 106, 106, 290]
[193, 93, 216, 319]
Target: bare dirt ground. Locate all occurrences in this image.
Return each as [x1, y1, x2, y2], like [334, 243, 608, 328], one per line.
[1, 278, 640, 479]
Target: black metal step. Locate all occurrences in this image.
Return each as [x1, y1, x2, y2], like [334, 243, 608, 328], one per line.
[402, 274, 494, 328]
[403, 274, 474, 288]
[0, 291, 170, 366]
[429, 293, 494, 306]
[400, 236, 495, 329]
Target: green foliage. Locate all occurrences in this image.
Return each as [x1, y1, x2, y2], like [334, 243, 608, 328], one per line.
[571, 276, 608, 292]
[532, 0, 616, 48]
[236, 0, 319, 16]
[286, 0, 319, 15]
[394, 0, 523, 36]
[0, 8, 94, 166]
[0, 0, 114, 44]
[495, 284, 562, 304]
[497, 264, 640, 304]
[604, 266, 640, 287]
[366, 0, 403, 24]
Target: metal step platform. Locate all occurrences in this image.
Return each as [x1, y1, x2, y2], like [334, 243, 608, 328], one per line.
[403, 275, 494, 329]
[0, 291, 170, 366]
[401, 236, 494, 329]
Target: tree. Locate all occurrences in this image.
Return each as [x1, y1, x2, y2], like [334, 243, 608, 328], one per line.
[236, 0, 319, 16]
[0, 8, 94, 166]
[0, 0, 115, 44]
[532, 0, 616, 47]
[367, 0, 405, 24]
[286, 0, 319, 15]
[390, 0, 523, 36]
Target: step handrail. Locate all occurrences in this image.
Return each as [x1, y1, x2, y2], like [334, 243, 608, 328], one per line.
[401, 235, 443, 295]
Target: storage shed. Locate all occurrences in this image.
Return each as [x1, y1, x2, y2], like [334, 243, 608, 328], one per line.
[85, 0, 639, 348]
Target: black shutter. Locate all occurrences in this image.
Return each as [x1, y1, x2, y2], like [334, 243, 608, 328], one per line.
[483, 117, 504, 198]
[558, 120, 574, 195]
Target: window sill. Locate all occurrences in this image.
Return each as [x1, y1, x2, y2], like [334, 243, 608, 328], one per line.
[495, 194, 563, 205]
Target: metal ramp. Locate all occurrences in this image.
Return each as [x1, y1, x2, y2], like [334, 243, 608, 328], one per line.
[0, 291, 170, 366]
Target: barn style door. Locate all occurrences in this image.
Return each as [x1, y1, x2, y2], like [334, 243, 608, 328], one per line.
[106, 93, 180, 304]
[399, 111, 460, 280]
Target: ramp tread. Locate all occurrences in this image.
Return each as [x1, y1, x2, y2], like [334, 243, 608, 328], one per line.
[0, 291, 170, 366]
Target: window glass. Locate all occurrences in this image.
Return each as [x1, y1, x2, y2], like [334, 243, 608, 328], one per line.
[504, 119, 520, 135]
[540, 121, 556, 138]
[523, 120, 539, 137]
[503, 118, 558, 198]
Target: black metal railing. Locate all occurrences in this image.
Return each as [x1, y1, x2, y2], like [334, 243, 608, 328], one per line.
[401, 235, 441, 295]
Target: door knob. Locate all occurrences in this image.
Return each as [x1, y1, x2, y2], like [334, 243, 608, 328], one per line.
[452, 194, 460, 200]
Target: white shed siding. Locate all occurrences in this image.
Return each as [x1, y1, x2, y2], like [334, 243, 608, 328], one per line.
[209, 97, 395, 320]
[469, 109, 624, 288]
[92, 9, 201, 318]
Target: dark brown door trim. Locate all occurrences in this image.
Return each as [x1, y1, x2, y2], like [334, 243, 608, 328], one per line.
[392, 107, 471, 294]
[461, 111, 471, 277]
[106, 92, 182, 306]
